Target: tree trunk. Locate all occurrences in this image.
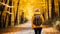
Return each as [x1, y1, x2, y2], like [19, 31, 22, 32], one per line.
[51, 0, 56, 19]
[58, 1, 60, 16]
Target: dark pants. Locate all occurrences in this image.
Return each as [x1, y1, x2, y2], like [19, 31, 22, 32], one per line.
[34, 28, 42, 34]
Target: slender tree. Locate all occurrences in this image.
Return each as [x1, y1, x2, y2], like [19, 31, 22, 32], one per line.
[0, 0, 5, 28]
[20, 12, 24, 24]
[0, 4, 5, 28]
[58, 0, 60, 16]
[8, 0, 12, 26]
[47, 0, 49, 19]
[51, 0, 56, 19]
[14, 0, 20, 25]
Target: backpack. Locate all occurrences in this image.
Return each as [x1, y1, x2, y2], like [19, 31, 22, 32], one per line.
[33, 15, 42, 26]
